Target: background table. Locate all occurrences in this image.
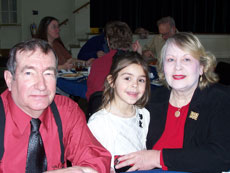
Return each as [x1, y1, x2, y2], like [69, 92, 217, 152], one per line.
[57, 65, 160, 99]
[57, 76, 87, 98]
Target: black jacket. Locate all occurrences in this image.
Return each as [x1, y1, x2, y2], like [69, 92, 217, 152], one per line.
[146, 84, 230, 172]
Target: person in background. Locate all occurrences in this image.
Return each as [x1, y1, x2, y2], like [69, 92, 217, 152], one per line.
[115, 32, 230, 172]
[77, 31, 109, 62]
[142, 16, 177, 63]
[86, 21, 133, 101]
[88, 51, 151, 172]
[36, 16, 92, 71]
[0, 39, 111, 172]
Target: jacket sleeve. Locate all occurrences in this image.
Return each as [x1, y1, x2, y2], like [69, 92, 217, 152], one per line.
[162, 87, 230, 172]
[77, 35, 105, 60]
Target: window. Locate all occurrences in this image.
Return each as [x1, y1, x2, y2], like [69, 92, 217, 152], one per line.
[0, 0, 17, 24]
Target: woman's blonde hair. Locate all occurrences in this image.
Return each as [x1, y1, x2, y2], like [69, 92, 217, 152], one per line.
[101, 51, 150, 109]
[158, 32, 218, 89]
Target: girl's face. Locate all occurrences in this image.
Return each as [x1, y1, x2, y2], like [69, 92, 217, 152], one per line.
[163, 43, 203, 92]
[112, 64, 146, 106]
[47, 20, 60, 43]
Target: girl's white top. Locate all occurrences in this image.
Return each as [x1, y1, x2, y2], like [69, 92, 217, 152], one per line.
[87, 107, 150, 168]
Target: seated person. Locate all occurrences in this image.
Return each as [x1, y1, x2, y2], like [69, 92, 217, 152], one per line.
[88, 51, 151, 172]
[0, 38, 111, 172]
[86, 21, 133, 101]
[77, 32, 109, 62]
[115, 32, 230, 172]
[36, 16, 92, 70]
[142, 16, 177, 64]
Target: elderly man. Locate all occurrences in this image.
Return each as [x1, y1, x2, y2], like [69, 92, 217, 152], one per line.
[142, 16, 177, 63]
[0, 39, 111, 172]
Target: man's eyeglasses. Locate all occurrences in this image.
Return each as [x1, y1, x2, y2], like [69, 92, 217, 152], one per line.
[160, 28, 173, 38]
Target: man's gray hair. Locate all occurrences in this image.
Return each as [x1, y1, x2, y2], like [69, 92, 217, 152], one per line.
[157, 16, 176, 27]
[7, 38, 58, 77]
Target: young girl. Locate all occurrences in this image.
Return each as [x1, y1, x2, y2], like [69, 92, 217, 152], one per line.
[87, 51, 151, 172]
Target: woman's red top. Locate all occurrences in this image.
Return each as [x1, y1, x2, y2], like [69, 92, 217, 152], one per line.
[153, 103, 190, 170]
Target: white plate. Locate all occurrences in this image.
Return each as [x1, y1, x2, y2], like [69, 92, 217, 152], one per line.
[79, 71, 89, 76]
[58, 73, 83, 80]
[59, 69, 73, 74]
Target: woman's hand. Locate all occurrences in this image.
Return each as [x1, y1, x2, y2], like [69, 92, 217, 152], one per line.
[97, 50, 106, 58]
[63, 60, 74, 70]
[115, 150, 162, 172]
[132, 40, 142, 55]
[142, 50, 154, 58]
[86, 58, 95, 67]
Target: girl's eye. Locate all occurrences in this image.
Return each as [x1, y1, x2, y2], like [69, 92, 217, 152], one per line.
[124, 77, 131, 81]
[139, 78, 146, 83]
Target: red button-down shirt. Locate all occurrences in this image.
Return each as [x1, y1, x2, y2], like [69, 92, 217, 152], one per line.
[0, 89, 111, 172]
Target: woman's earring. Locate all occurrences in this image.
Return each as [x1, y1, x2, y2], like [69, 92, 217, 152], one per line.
[199, 75, 203, 82]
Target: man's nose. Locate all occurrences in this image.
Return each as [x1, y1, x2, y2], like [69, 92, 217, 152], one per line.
[35, 74, 46, 90]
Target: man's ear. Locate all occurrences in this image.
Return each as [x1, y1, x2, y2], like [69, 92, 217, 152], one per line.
[4, 70, 13, 91]
[107, 75, 114, 88]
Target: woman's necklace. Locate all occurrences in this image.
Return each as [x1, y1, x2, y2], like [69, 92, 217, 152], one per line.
[170, 92, 190, 118]
[175, 107, 181, 118]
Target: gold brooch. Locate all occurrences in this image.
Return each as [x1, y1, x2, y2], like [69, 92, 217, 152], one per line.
[189, 111, 199, 120]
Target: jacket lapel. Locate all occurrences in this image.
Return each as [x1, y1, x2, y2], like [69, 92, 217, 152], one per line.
[183, 87, 203, 145]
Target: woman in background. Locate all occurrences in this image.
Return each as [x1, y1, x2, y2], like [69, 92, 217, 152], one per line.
[36, 16, 91, 70]
[115, 32, 230, 172]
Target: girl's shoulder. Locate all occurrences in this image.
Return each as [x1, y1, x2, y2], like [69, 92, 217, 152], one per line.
[136, 107, 150, 122]
[137, 107, 150, 117]
[137, 107, 149, 112]
[88, 109, 108, 123]
[87, 109, 112, 132]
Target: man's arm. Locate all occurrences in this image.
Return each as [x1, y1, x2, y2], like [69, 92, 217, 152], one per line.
[142, 37, 157, 61]
[78, 34, 106, 60]
[61, 102, 111, 172]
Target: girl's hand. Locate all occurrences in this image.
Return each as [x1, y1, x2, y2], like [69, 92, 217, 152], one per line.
[115, 150, 162, 172]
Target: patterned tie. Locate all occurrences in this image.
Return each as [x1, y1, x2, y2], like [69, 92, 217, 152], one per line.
[26, 118, 47, 173]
